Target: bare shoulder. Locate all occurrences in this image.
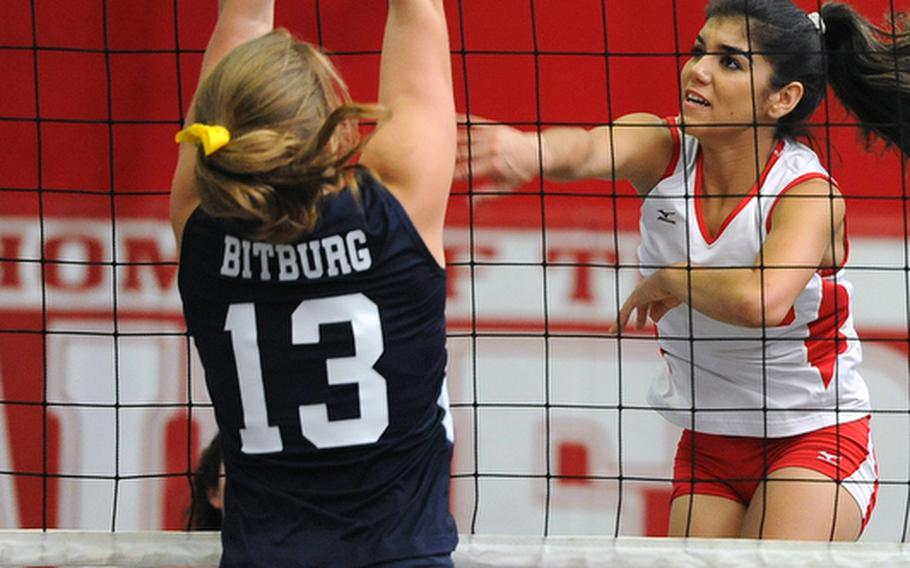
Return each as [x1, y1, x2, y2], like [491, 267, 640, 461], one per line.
[604, 113, 676, 194]
[777, 177, 844, 206]
[621, 113, 676, 159]
[780, 176, 843, 197]
[770, 177, 845, 228]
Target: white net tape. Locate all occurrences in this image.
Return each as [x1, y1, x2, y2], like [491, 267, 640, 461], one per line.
[1, 532, 909, 567]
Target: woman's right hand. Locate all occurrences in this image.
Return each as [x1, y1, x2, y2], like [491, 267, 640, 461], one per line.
[455, 116, 544, 191]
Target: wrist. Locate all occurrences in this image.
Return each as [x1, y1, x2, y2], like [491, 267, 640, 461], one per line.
[538, 133, 550, 177]
[509, 131, 545, 182]
[661, 262, 689, 298]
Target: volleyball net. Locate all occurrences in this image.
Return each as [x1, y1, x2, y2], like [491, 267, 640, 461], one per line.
[3, 532, 910, 567]
[1, 0, 910, 565]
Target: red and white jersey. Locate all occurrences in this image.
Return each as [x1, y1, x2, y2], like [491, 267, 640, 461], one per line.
[639, 120, 870, 438]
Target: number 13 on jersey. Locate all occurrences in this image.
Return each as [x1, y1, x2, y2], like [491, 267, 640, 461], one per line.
[224, 293, 390, 453]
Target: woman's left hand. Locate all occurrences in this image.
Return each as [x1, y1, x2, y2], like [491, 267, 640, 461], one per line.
[612, 271, 681, 332]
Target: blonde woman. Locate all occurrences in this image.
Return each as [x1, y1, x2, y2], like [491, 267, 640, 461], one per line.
[172, 1, 457, 565]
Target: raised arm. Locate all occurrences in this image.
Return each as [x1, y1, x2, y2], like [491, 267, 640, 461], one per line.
[170, 0, 275, 246]
[455, 113, 676, 195]
[358, 0, 455, 266]
[616, 179, 846, 329]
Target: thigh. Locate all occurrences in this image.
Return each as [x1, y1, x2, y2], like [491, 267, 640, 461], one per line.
[741, 467, 862, 541]
[669, 493, 747, 538]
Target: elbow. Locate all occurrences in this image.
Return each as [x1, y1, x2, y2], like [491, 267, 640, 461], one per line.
[738, 295, 793, 328]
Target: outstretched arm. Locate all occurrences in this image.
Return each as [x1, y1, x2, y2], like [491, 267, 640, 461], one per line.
[455, 113, 676, 195]
[170, 0, 276, 247]
[359, 0, 455, 266]
[615, 180, 846, 329]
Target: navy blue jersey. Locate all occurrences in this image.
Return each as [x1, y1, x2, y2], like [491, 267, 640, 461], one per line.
[179, 172, 457, 567]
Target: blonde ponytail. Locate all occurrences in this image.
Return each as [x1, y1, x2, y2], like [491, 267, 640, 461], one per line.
[188, 30, 390, 243]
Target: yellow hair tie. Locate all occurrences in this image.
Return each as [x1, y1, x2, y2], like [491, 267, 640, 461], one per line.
[175, 123, 231, 156]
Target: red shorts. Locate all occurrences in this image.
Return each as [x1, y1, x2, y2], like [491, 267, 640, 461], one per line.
[672, 416, 878, 527]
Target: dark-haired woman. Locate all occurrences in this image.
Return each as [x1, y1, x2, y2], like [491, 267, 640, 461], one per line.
[456, 0, 907, 540]
[171, 0, 457, 565]
[186, 434, 223, 531]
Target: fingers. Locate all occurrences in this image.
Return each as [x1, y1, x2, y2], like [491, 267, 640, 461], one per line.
[456, 123, 500, 156]
[454, 155, 514, 185]
[455, 128, 495, 177]
[612, 297, 677, 334]
[636, 302, 649, 329]
[455, 132, 534, 191]
[614, 302, 652, 332]
[649, 302, 669, 323]
[612, 272, 682, 334]
[611, 296, 636, 333]
[455, 118, 539, 189]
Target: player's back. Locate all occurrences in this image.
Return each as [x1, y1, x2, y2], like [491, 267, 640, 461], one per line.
[179, 170, 457, 567]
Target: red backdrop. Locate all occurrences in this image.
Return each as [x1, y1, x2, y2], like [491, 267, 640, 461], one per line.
[1, 0, 907, 530]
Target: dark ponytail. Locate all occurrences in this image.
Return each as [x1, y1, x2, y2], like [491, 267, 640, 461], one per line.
[821, 2, 910, 156]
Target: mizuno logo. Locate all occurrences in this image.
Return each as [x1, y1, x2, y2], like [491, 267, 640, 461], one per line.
[817, 450, 840, 465]
[657, 209, 676, 224]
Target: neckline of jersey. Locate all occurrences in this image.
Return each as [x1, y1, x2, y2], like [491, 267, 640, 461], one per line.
[694, 139, 786, 246]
